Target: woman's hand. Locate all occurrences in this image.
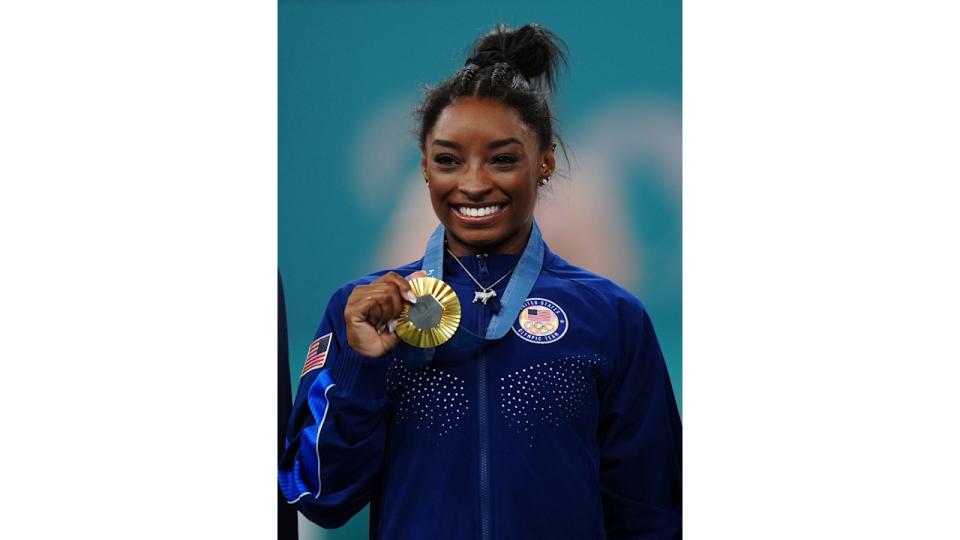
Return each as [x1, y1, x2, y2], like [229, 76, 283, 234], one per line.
[344, 270, 426, 358]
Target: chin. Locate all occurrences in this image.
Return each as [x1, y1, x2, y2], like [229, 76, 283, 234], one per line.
[448, 226, 506, 250]
[457, 229, 501, 246]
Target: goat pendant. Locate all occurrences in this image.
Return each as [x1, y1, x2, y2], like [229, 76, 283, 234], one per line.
[473, 289, 497, 305]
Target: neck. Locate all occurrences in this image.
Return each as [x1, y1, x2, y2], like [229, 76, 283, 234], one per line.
[445, 222, 533, 257]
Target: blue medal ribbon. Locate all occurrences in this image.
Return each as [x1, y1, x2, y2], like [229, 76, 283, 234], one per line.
[400, 221, 545, 366]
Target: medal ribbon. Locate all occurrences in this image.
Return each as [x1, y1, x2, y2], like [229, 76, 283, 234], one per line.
[402, 221, 545, 365]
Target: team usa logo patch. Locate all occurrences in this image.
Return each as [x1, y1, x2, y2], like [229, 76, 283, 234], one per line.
[301, 333, 332, 377]
[512, 298, 568, 344]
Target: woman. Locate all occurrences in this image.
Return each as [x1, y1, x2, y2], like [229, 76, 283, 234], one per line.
[279, 23, 682, 539]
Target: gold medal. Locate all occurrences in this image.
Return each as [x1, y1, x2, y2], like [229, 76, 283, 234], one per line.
[395, 276, 461, 348]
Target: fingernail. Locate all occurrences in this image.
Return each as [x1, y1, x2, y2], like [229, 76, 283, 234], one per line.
[404, 291, 418, 304]
[388, 318, 399, 333]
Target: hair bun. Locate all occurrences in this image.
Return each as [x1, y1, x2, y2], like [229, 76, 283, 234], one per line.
[470, 23, 567, 92]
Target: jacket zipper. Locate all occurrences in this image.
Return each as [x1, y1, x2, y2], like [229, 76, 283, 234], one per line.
[478, 344, 491, 540]
[476, 255, 492, 540]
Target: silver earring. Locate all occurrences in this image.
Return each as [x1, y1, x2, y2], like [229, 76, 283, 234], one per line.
[537, 176, 550, 187]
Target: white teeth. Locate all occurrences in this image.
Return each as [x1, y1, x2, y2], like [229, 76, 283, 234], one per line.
[457, 205, 502, 218]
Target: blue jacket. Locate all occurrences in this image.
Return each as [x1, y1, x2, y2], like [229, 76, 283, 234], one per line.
[279, 242, 682, 539]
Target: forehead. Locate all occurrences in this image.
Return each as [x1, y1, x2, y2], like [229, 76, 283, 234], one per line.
[430, 98, 536, 146]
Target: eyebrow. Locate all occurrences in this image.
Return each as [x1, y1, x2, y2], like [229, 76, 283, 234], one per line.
[431, 139, 461, 149]
[431, 138, 524, 150]
[487, 137, 523, 149]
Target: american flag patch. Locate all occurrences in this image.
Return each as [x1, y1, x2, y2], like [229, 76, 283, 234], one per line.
[301, 333, 332, 377]
[526, 308, 553, 323]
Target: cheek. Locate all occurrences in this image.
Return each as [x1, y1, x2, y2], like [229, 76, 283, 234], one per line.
[508, 178, 537, 214]
[426, 178, 451, 199]
[506, 164, 537, 198]
[428, 188, 444, 211]
[427, 183, 454, 218]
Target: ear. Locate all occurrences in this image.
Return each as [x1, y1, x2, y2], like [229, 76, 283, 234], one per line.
[540, 144, 557, 178]
[420, 154, 428, 182]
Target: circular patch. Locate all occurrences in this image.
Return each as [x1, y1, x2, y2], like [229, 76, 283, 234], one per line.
[511, 298, 568, 344]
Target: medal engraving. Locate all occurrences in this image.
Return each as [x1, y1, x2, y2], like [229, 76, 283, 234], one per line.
[408, 295, 443, 329]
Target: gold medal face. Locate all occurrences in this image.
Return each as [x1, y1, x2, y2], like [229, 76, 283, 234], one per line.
[395, 276, 461, 348]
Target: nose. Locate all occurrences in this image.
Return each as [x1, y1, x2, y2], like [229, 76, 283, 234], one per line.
[457, 161, 493, 201]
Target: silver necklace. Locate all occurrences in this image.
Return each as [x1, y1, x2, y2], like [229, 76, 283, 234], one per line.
[445, 248, 516, 305]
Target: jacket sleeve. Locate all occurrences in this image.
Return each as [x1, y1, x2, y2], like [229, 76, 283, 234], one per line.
[278, 286, 391, 529]
[598, 299, 682, 539]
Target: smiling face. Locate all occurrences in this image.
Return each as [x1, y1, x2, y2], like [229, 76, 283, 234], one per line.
[421, 97, 555, 255]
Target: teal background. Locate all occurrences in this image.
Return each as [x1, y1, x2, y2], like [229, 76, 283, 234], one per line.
[279, 1, 680, 538]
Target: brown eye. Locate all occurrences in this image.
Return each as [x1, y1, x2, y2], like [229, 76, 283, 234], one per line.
[434, 154, 459, 167]
[492, 154, 518, 165]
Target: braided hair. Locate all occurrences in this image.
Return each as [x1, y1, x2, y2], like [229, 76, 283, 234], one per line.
[417, 23, 568, 154]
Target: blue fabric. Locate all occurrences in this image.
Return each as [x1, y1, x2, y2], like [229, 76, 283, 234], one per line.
[279, 236, 682, 539]
[278, 369, 336, 504]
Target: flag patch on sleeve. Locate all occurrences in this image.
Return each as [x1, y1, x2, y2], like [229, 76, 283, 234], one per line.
[301, 333, 332, 377]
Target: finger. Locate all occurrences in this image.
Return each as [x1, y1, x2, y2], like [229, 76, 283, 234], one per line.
[379, 272, 414, 301]
[345, 285, 376, 313]
[374, 285, 405, 328]
[371, 295, 393, 329]
[345, 294, 378, 324]
[367, 300, 384, 327]
[403, 270, 428, 303]
[382, 281, 404, 319]
[382, 272, 419, 304]
[379, 329, 399, 351]
[362, 283, 402, 327]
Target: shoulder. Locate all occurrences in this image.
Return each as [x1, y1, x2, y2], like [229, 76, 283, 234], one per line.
[540, 251, 649, 319]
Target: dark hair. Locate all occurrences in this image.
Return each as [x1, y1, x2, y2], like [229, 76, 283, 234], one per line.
[417, 23, 568, 155]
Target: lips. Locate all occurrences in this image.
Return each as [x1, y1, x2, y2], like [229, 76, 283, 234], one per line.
[454, 205, 503, 217]
[451, 204, 507, 224]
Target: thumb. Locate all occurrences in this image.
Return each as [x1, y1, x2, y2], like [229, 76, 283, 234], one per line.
[405, 270, 427, 279]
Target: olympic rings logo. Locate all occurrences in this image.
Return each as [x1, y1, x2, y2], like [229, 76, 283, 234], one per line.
[523, 319, 556, 334]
